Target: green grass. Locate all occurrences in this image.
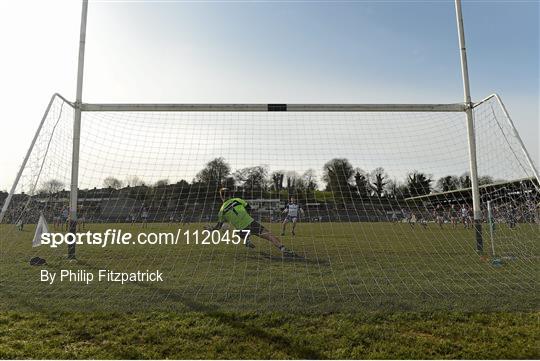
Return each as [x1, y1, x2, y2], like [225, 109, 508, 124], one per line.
[1, 311, 538, 359]
[1, 221, 538, 358]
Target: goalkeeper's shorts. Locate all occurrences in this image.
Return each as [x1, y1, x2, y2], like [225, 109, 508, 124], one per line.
[243, 221, 267, 237]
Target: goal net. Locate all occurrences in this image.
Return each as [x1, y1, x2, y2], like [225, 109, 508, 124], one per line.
[0, 94, 538, 313]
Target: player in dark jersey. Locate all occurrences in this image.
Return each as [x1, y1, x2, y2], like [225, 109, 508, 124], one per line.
[209, 188, 297, 257]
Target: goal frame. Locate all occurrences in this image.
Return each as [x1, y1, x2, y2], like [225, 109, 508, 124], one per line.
[2, 93, 538, 220]
[79, 103, 467, 112]
[2, 0, 539, 260]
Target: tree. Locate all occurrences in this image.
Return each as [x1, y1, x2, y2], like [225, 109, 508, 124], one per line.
[370, 167, 388, 197]
[195, 157, 231, 187]
[459, 172, 471, 189]
[40, 179, 64, 195]
[407, 171, 432, 196]
[223, 176, 236, 190]
[396, 183, 410, 198]
[171, 180, 190, 199]
[154, 179, 169, 187]
[436, 175, 459, 192]
[384, 179, 400, 198]
[386, 180, 409, 199]
[323, 158, 355, 200]
[302, 169, 318, 191]
[125, 175, 144, 187]
[285, 171, 300, 191]
[234, 166, 268, 190]
[271, 171, 285, 191]
[478, 175, 494, 186]
[103, 177, 123, 189]
[457, 173, 494, 188]
[354, 168, 369, 197]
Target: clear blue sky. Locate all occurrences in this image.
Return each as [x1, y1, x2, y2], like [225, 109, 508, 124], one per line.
[82, 1, 539, 103]
[0, 0, 538, 190]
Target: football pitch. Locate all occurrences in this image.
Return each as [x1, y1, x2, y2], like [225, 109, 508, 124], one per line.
[1, 221, 538, 358]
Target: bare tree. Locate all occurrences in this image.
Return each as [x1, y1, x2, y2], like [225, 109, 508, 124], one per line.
[354, 168, 369, 197]
[271, 171, 285, 191]
[40, 179, 65, 195]
[302, 169, 318, 191]
[125, 175, 144, 187]
[370, 167, 388, 197]
[384, 178, 399, 198]
[234, 166, 268, 190]
[103, 177, 123, 189]
[285, 171, 300, 191]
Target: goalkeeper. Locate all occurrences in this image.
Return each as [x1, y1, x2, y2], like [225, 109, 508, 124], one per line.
[208, 188, 297, 257]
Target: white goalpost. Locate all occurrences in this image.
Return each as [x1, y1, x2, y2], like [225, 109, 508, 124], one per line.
[455, 0, 484, 252]
[66, 0, 88, 259]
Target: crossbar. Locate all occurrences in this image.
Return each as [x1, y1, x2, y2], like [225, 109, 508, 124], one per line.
[80, 103, 467, 112]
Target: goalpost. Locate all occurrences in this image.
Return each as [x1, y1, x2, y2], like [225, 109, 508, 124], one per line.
[455, 0, 483, 252]
[68, 0, 88, 259]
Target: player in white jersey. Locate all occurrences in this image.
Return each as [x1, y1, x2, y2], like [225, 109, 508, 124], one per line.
[141, 206, 149, 228]
[281, 196, 304, 236]
[461, 205, 470, 229]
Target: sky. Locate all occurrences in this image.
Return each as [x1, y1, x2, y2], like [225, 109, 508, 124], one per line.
[0, 0, 538, 192]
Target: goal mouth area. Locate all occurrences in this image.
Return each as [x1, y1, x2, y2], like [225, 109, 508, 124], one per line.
[1, 91, 537, 313]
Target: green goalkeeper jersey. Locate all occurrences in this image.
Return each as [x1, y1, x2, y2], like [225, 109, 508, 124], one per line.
[218, 198, 254, 230]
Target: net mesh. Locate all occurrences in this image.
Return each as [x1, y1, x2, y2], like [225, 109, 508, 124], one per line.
[1, 95, 538, 313]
